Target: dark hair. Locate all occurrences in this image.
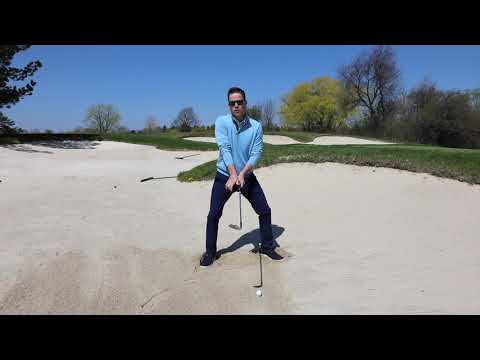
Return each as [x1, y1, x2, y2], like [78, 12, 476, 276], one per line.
[227, 87, 246, 102]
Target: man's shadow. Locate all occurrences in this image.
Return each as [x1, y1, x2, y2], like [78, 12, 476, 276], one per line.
[217, 224, 284, 258]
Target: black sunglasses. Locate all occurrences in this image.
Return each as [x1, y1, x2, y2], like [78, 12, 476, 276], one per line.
[228, 100, 245, 106]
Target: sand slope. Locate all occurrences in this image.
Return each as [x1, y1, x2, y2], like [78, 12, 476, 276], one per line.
[2, 141, 480, 314]
[307, 136, 394, 145]
[184, 135, 394, 145]
[184, 135, 300, 145]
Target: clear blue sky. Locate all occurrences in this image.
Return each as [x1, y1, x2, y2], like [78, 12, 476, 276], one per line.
[4, 45, 480, 132]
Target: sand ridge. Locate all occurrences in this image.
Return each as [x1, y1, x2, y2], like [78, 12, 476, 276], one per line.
[183, 135, 394, 145]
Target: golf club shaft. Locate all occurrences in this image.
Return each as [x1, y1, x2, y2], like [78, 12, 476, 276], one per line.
[259, 242, 263, 287]
[140, 176, 176, 182]
[239, 190, 242, 229]
[175, 153, 200, 159]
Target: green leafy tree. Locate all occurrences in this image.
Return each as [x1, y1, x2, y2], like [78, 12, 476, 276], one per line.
[279, 77, 352, 131]
[0, 45, 42, 133]
[0, 112, 17, 134]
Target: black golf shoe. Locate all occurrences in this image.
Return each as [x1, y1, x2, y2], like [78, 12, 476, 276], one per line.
[252, 247, 284, 261]
[200, 252, 217, 267]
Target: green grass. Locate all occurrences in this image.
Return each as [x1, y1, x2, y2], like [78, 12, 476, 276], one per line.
[0, 136, 20, 145]
[263, 130, 323, 142]
[105, 132, 218, 151]
[103, 132, 480, 185]
[179, 143, 480, 185]
[264, 130, 404, 144]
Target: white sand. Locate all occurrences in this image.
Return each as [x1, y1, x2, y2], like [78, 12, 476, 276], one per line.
[1, 140, 480, 314]
[183, 137, 217, 143]
[307, 136, 394, 145]
[184, 135, 300, 145]
[184, 135, 394, 145]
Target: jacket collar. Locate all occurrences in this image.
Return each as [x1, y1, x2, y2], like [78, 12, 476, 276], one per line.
[231, 114, 251, 133]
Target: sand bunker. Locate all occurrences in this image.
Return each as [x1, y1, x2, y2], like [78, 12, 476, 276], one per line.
[307, 136, 394, 145]
[184, 135, 300, 145]
[1, 140, 479, 314]
[184, 135, 394, 146]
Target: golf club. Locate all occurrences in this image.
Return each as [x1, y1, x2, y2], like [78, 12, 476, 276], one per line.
[253, 243, 263, 289]
[175, 153, 200, 160]
[228, 187, 242, 230]
[140, 176, 177, 182]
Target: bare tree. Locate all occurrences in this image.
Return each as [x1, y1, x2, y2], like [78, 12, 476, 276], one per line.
[338, 45, 401, 135]
[83, 104, 121, 135]
[171, 107, 200, 132]
[247, 103, 262, 122]
[468, 88, 480, 113]
[145, 115, 158, 134]
[262, 98, 275, 131]
[115, 125, 130, 134]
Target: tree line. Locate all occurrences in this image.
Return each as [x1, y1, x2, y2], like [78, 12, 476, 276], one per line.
[72, 102, 279, 135]
[279, 45, 480, 148]
[2, 45, 479, 148]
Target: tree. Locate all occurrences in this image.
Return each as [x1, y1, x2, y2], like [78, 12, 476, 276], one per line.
[467, 88, 480, 113]
[145, 115, 158, 134]
[400, 81, 480, 148]
[247, 103, 262, 122]
[279, 77, 352, 132]
[71, 126, 84, 133]
[0, 112, 17, 134]
[338, 45, 401, 135]
[115, 125, 130, 133]
[262, 98, 275, 131]
[83, 104, 122, 135]
[407, 79, 442, 143]
[0, 45, 42, 133]
[1, 46, 42, 109]
[171, 107, 200, 132]
[437, 90, 479, 148]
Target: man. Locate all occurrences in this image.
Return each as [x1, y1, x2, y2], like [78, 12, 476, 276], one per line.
[200, 87, 284, 267]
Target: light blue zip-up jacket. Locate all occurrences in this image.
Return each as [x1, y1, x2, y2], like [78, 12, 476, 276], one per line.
[215, 114, 263, 177]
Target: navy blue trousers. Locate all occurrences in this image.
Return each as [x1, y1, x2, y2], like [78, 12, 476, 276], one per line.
[206, 171, 274, 254]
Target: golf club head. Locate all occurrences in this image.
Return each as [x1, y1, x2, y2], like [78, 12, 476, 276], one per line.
[141, 176, 176, 182]
[251, 246, 263, 288]
[175, 154, 200, 160]
[228, 224, 241, 230]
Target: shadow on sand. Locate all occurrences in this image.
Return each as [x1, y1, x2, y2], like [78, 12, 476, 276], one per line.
[1, 140, 101, 153]
[217, 224, 284, 258]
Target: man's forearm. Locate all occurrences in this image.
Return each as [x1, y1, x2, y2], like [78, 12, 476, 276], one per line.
[239, 163, 253, 176]
[227, 164, 238, 178]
